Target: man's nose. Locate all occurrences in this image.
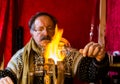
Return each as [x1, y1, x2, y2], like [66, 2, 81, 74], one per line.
[42, 29, 48, 36]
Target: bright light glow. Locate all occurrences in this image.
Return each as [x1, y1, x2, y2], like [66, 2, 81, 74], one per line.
[44, 25, 65, 64]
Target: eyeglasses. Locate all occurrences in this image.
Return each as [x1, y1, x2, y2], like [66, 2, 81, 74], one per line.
[33, 26, 55, 33]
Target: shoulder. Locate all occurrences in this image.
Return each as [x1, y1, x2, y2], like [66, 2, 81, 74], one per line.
[6, 48, 25, 70]
[13, 48, 24, 58]
[8, 48, 25, 62]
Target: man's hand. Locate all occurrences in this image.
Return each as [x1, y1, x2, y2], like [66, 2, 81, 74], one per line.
[79, 42, 105, 61]
[0, 76, 14, 84]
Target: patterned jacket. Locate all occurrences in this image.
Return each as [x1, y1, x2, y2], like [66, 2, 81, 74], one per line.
[0, 46, 109, 84]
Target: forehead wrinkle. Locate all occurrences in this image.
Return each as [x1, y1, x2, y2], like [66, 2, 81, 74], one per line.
[34, 16, 54, 28]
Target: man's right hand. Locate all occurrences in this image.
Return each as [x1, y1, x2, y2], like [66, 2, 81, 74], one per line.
[0, 76, 14, 84]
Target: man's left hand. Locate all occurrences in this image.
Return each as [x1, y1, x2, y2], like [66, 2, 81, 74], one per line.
[79, 42, 105, 61]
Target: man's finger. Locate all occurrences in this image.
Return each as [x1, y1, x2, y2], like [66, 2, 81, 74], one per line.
[96, 48, 105, 61]
[0, 79, 4, 84]
[79, 49, 83, 54]
[83, 42, 94, 56]
[0, 77, 13, 84]
[0, 77, 9, 84]
[92, 46, 101, 56]
[6, 76, 14, 84]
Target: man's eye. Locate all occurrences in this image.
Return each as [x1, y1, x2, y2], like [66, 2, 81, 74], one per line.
[39, 27, 44, 31]
[48, 27, 52, 29]
[48, 27, 54, 30]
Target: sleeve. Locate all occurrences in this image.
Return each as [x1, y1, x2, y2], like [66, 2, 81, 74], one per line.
[0, 69, 17, 84]
[0, 48, 24, 83]
[76, 53, 109, 83]
[63, 48, 83, 84]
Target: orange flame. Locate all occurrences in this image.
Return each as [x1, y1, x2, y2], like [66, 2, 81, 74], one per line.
[44, 25, 65, 64]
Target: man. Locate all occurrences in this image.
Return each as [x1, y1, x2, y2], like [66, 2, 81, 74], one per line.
[0, 12, 109, 84]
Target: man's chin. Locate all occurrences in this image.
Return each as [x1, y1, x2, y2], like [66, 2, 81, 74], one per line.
[39, 40, 50, 47]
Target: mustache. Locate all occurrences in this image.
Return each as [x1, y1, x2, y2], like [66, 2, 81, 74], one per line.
[41, 36, 51, 41]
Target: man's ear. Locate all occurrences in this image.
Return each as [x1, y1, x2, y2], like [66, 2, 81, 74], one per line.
[30, 30, 32, 34]
[30, 29, 34, 35]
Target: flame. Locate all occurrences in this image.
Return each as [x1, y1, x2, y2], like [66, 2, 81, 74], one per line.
[44, 25, 65, 64]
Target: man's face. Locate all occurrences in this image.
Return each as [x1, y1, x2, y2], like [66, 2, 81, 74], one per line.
[31, 15, 55, 47]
